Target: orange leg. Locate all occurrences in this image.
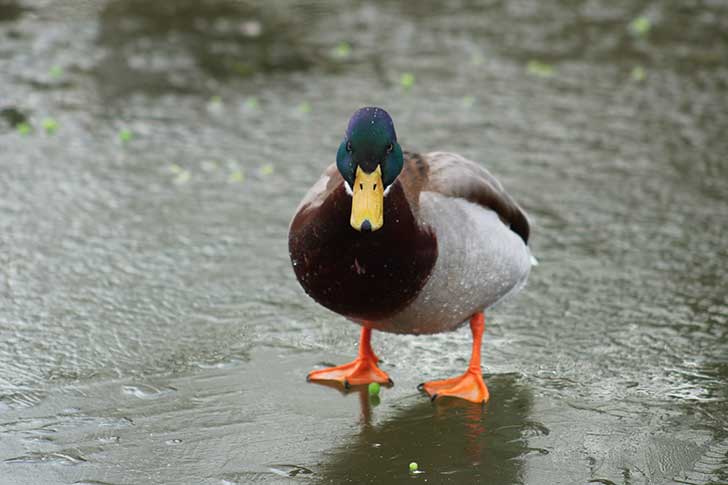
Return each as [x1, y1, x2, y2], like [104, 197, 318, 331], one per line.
[307, 326, 392, 388]
[420, 313, 490, 404]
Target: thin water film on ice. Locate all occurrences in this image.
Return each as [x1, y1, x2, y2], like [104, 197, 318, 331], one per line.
[0, 0, 726, 484]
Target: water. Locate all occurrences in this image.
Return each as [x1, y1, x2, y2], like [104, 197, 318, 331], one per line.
[1, 0, 726, 483]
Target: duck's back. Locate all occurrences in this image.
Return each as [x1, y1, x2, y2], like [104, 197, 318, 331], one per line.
[371, 152, 533, 334]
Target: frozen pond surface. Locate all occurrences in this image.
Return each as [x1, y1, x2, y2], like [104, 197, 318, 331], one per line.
[1, 0, 727, 483]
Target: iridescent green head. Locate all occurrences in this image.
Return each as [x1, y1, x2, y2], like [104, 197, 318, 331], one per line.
[336, 107, 404, 232]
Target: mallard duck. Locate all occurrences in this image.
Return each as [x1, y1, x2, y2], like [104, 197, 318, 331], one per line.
[289, 107, 532, 403]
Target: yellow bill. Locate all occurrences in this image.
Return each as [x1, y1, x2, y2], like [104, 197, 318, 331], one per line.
[350, 165, 384, 232]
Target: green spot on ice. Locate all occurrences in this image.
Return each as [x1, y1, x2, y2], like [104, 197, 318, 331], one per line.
[527, 60, 555, 78]
[119, 129, 133, 142]
[17, 122, 31, 135]
[244, 97, 259, 110]
[258, 163, 274, 176]
[297, 101, 312, 114]
[400, 72, 415, 89]
[332, 41, 352, 59]
[49, 66, 63, 78]
[368, 382, 380, 396]
[462, 96, 476, 108]
[631, 66, 646, 82]
[174, 170, 191, 185]
[629, 16, 651, 36]
[229, 169, 244, 183]
[42, 118, 58, 134]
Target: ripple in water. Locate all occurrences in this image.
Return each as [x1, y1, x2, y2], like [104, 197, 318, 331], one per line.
[5, 449, 88, 465]
[121, 384, 177, 399]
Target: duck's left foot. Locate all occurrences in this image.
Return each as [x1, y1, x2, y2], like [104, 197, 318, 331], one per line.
[419, 312, 490, 404]
[420, 369, 489, 404]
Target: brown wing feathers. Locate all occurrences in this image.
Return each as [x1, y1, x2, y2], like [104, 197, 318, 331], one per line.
[405, 152, 530, 244]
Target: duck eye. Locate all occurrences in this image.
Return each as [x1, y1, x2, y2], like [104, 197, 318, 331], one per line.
[386, 143, 393, 153]
[346, 141, 352, 152]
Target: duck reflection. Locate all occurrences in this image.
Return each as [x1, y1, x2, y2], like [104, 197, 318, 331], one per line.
[94, 0, 316, 98]
[313, 374, 537, 484]
[0, 1, 24, 23]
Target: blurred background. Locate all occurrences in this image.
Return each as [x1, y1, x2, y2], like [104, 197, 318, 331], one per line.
[0, 0, 726, 483]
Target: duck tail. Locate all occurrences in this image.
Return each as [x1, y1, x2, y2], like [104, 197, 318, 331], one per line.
[529, 252, 539, 267]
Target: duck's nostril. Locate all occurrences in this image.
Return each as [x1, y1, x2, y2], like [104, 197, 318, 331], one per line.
[361, 220, 372, 232]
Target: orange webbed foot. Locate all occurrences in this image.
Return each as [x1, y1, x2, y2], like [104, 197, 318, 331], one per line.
[418, 312, 490, 404]
[307, 356, 391, 388]
[307, 326, 392, 388]
[419, 369, 489, 404]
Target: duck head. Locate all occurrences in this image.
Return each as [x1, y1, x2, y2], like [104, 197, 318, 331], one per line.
[336, 107, 404, 232]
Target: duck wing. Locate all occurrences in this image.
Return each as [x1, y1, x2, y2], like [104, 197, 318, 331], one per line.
[417, 151, 530, 244]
